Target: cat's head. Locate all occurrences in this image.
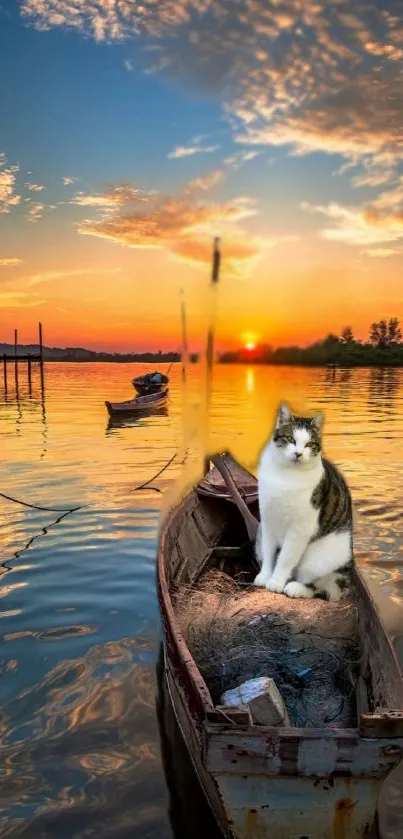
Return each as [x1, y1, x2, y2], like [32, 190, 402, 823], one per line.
[272, 403, 323, 467]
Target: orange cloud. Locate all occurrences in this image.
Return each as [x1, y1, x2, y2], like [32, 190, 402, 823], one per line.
[25, 266, 122, 287]
[302, 201, 403, 247]
[0, 258, 23, 268]
[74, 180, 283, 276]
[0, 291, 45, 309]
[362, 248, 401, 258]
[71, 185, 151, 208]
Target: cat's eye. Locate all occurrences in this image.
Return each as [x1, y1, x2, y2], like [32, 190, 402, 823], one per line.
[305, 441, 313, 448]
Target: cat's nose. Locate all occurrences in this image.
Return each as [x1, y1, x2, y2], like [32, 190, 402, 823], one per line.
[295, 452, 302, 459]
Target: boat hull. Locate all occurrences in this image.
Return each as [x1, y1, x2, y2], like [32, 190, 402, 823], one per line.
[133, 383, 166, 395]
[209, 773, 380, 839]
[157, 457, 403, 839]
[105, 389, 168, 416]
[162, 642, 385, 839]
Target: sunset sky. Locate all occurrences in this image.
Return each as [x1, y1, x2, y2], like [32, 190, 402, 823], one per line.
[1, 1, 403, 351]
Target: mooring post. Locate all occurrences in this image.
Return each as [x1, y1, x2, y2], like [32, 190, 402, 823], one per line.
[14, 328, 19, 391]
[3, 353, 7, 394]
[27, 356, 32, 393]
[38, 321, 43, 362]
[39, 322, 45, 397]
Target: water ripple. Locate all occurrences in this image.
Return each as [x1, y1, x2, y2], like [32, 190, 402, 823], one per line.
[1, 362, 403, 837]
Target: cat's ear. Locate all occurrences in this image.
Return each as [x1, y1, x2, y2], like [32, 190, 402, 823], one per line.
[277, 403, 293, 426]
[311, 412, 324, 431]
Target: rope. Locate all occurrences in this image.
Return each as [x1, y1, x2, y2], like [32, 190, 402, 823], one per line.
[129, 452, 177, 493]
[0, 492, 84, 513]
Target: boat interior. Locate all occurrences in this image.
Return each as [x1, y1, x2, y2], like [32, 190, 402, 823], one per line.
[163, 455, 403, 732]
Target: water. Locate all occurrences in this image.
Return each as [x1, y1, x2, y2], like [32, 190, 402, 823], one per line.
[1, 362, 402, 838]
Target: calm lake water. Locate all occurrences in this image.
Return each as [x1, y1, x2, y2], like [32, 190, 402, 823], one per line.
[1, 362, 402, 838]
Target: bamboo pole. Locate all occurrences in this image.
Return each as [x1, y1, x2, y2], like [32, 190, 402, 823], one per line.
[203, 237, 221, 475]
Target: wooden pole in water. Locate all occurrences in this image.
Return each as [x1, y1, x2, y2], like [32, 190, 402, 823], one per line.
[38, 321, 45, 396]
[3, 353, 7, 394]
[39, 321, 43, 362]
[203, 237, 221, 475]
[27, 356, 32, 392]
[14, 328, 19, 392]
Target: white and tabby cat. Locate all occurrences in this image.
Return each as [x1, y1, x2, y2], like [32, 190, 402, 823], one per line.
[254, 403, 353, 601]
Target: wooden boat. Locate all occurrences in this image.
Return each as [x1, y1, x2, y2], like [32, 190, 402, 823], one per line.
[105, 388, 168, 417]
[132, 371, 169, 395]
[157, 452, 403, 839]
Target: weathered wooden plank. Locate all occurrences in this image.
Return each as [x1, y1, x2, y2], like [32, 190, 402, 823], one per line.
[360, 709, 403, 738]
[192, 498, 228, 545]
[157, 497, 216, 723]
[176, 512, 210, 585]
[204, 728, 403, 778]
[356, 675, 370, 717]
[167, 544, 182, 585]
[215, 773, 380, 839]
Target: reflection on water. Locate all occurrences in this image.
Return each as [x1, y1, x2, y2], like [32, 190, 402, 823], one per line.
[1, 363, 403, 837]
[156, 644, 222, 839]
[1, 638, 170, 839]
[106, 406, 169, 435]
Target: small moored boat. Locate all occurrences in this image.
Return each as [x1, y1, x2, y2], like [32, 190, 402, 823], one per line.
[105, 388, 168, 417]
[157, 453, 403, 839]
[132, 371, 169, 395]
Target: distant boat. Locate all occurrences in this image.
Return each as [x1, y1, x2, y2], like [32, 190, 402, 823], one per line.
[132, 371, 169, 395]
[105, 388, 169, 417]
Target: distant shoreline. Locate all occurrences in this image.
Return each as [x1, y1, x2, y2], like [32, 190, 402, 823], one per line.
[2, 343, 403, 367]
[0, 343, 183, 364]
[8, 359, 403, 368]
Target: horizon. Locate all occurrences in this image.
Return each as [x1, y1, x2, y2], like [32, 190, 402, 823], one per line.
[1, 2, 403, 350]
[2, 317, 401, 357]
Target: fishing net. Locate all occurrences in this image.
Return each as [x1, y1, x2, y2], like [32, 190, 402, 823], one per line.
[174, 571, 361, 728]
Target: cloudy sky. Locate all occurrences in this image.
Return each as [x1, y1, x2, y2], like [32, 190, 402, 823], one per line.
[1, 1, 403, 351]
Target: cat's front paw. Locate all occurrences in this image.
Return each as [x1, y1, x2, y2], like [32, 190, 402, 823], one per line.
[284, 581, 314, 600]
[253, 570, 269, 587]
[266, 576, 286, 594]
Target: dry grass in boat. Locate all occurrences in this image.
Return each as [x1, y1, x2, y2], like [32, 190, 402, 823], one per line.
[174, 570, 361, 728]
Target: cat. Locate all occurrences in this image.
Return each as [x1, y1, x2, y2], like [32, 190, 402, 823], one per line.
[254, 403, 353, 601]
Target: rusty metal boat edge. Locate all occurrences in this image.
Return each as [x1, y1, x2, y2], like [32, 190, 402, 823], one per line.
[156, 455, 403, 839]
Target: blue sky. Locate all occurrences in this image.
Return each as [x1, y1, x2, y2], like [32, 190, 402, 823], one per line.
[1, 1, 403, 350]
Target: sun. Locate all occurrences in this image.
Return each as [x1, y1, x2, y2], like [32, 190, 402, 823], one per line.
[242, 332, 259, 351]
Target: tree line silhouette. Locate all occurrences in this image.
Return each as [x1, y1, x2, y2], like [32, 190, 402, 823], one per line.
[219, 318, 403, 366]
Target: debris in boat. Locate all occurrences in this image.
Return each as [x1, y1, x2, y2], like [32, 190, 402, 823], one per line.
[221, 676, 290, 726]
[174, 570, 360, 728]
